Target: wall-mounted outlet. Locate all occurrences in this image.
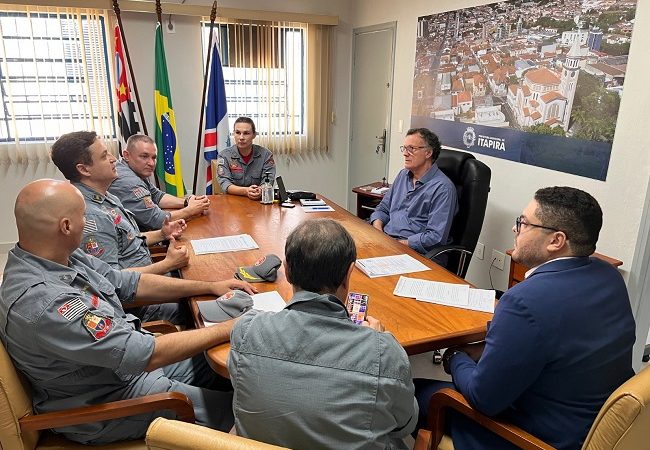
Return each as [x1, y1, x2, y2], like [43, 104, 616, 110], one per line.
[474, 242, 485, 260]
[491, 249, 505, 271]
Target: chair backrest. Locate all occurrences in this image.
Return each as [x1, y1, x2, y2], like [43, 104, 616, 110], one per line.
[0, 340, 41, 450]
[436, 148, 491, 277]
[210, 160, 223, 194]
[146, 418, 289, 450]
[582, 366, 650, 450]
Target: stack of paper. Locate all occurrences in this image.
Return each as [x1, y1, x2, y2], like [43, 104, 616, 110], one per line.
[393, 276, 496, 313]
[302, 204, 334, 213]
[300, 199, 326, 206]
[355, 254, 430, 278]
[371, 186, 390, 195]
[191, 234, 258, 255]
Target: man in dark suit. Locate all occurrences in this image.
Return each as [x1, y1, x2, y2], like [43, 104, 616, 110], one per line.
[414, 186, 635, 450]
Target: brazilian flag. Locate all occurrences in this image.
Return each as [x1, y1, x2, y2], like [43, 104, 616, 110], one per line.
[154, 23, 185, 197]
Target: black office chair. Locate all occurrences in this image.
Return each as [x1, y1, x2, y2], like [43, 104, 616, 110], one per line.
[425, 148, 491, 279]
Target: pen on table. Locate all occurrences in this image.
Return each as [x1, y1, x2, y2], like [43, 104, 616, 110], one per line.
[309, 206, 332, 210]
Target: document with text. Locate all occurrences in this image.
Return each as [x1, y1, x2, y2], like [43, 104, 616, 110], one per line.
[393, 276, 495, 313]
[191, 234, 259, 255]
[355, 254, 430, 278]
[394, 276, 469, 307]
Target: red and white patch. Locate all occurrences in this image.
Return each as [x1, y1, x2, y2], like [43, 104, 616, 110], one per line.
[84, 237, 105, 257]
[57, 297, 87, 321]
[230, 163, 244, 173]
[219, 291, 235, 301]
[82, 311, 112, 340]
[254, 256, 266, 266]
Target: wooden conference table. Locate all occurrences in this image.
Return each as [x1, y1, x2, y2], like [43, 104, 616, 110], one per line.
[180, 194, 492, 378]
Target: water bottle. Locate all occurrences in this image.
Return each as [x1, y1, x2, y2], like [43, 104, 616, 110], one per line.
[260, 171, 274, 205]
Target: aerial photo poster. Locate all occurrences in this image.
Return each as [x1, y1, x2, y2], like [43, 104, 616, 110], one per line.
[411, 0, 638, 180]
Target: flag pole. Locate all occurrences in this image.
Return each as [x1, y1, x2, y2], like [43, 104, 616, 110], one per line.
[112, 0, 148, 136]
[192, 1, 218, 195]
[155, 0, 162, 26]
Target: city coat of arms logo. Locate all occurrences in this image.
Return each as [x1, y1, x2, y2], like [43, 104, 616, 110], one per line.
[463, 127, 476, 148]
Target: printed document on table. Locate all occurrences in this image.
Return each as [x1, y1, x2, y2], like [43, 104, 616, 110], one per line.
[191, 234, 258, 255]
[467, 289, 496, 313]
[355, 254, 430, 278]
[421, 288, 496, 313]
[393, 276, 495, 312]
[393, 276, 468, 305]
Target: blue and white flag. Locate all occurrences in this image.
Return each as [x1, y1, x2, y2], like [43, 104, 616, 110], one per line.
[199, 35, 230, 194]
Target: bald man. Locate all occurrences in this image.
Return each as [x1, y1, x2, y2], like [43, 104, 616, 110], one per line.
[0, 179, 256, 445]
[51, 131, 189, 323]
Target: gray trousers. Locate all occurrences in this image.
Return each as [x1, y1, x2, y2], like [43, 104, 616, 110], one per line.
[60, 354, 233, 445]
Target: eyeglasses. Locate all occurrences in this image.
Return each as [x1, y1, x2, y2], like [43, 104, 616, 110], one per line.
[515, 216, 560, 234]
[400, 145, 429, 154]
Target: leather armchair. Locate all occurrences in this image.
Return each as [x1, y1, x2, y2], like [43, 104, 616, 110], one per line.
[426, 148, 491, 278]
[0, 335, 193, 449]
[146, 418, 289, 450]
[414, 366, 650, 450]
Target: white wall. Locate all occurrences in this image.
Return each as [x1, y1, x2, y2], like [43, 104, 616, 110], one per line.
[350, 0, 650, 294]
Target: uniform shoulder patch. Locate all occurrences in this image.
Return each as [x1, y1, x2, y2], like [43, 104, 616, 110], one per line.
[143, 196, 155, 209]
[217, 157, 225, 166]
[84, 237, 105, 257]
[132, 187, 149, 199]
[83, 218, 98, 234]
[82, 311, 112, 340]
[57, 297, 87, 321]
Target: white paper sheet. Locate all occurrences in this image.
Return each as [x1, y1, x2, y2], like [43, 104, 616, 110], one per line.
[392, 276, 469, 306]
[190, 234, 258, 255]
[355, 254, 430, 278]
[468, 289, 496, 313]
[251, 291, 287, 312]
[393, 276, 495, 313]
[300, 199, 327, 206]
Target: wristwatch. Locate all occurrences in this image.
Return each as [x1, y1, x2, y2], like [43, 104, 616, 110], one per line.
[442, 349, 464, 375]
[183, 196, 190, 207]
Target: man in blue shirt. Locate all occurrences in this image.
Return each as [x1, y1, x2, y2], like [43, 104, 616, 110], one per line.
[369, 128, 458, 254]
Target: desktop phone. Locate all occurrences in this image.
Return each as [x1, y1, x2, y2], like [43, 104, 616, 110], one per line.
[346, 292, 369, 325]
[276, 176, 295, 207]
